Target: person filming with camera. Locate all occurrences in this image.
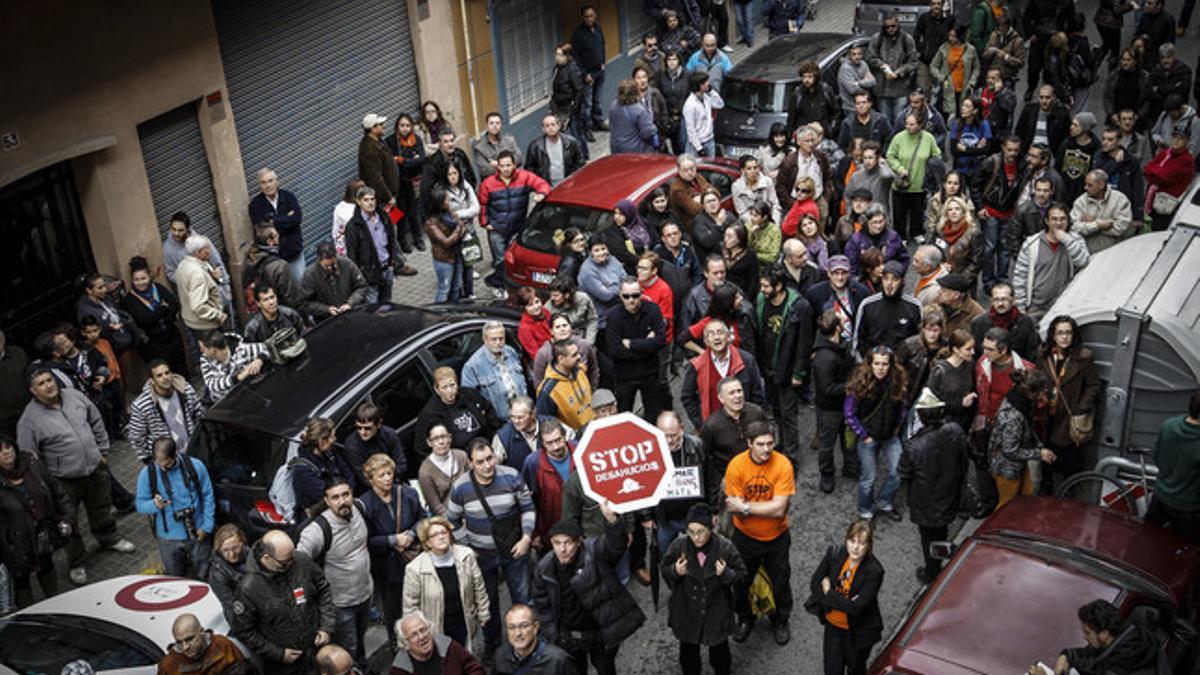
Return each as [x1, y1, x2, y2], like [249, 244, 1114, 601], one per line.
[135, 436, 215, 580]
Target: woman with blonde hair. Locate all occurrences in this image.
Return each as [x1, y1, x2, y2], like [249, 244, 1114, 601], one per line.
[402, 516, 490, 652]
[360, 453, 425, 645]
[413, 366, 502, 455]
[928, 195, 982, 291]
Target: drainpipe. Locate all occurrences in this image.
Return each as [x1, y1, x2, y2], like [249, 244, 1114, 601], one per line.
[460, 0, 481, 134]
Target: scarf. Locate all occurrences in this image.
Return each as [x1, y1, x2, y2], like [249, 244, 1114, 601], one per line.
[941, 219, 968, 246]
[988, 305, 1019, 330]
[396, 132, 418, 149]
[133, 284, 162, 311]
[0, 451, 30, 481]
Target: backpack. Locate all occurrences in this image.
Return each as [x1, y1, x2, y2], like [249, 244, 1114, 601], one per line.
[268, 455, 318, 524]
[1066, 39, 1096, 89]
[146, 454, 204, 538]
[296, 499, 368, 566]
[242, 252, 280, 314]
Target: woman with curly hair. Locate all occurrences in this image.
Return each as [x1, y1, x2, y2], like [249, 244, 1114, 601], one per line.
[988, 368, 1055, 510]
[844, 346, 909, 520]
[928, 196, 982, 291]
[1039, 315, 1100, 489]
[924, 171, 975, 236]
[418, 100, 452, 155]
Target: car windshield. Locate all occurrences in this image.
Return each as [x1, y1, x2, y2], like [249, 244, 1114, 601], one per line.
[518, 202, 602, 254]
[722, 78, 778, 113]
[0, 615, 158, 671]
[190, 419, 290, 488]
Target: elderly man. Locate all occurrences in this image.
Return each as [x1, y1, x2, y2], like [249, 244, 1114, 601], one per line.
[461, 321, 527, 420]
[969, 284, 1040, 359]
[391, 611, 484, 675]
[668, 154, 711, 231]
[779, 239, 821, 296]
[299, 241, 369, 322]
[493, 604, 574, 675]
[248, 168, 305, 281]
[176, 234, 229, 363]
[1012, 203, 1091, 321]
[157, 613, 247, 675]
[697, 376, 768, 510]
[935, 273, 984, 337]
[162, 212, 230, 301]
[525, 114, 586, 187]
[912, 244, 949, 307]
[494, 395, 560, 471]
[682, 319, 767, 430]
[473, 112, 524, 179]
[199, 332, 266, 405]
[232, 529, 335, 674]
[775, 126, 830, 213]
[1070, 170, 1133, 254]
[18, 367, 135, 585]
[315, 645, 358, 675]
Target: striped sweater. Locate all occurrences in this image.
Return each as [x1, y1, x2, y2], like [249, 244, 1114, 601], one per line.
[444, 465, 535, 554]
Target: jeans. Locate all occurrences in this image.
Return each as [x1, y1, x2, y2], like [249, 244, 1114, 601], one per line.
[432, 258, 463, 303]
[877, 96, 902, 124]
[582, 70, 606, 129]
[734, 0, 755, 46]
[856, 436, 902, 516]
[365, 266, 396, 304]
[157, 537, 212, 580]
[732, 528, 793, 623]
[981, 216, 1009, 290]
[334, 598, 373, 667]
[59, 468, 119, 566]
[485, 228, 513, 290]
[287, 255, 306, 284]
[477, 551, 531, 650]
[656, 517, 687, 552]
[695, 137, 717, 157]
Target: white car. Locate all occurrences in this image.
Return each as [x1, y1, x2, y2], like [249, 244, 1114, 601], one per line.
[0, 575, 246, 674]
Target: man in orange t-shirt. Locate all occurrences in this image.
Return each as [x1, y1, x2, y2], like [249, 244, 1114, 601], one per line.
[725, 420, 795, 646]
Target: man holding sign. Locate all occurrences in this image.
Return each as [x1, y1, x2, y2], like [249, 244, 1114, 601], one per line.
[725, 421, 795, 647]
[654, 411, 709, 552]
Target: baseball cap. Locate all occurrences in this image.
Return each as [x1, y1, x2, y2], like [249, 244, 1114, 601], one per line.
[362, 113, 388, 129]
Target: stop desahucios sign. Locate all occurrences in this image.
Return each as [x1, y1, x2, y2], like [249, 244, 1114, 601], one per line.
[574, 412, 675, 514]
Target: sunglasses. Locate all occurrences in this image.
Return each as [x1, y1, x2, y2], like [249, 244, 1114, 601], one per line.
[621, 292, 643, 299]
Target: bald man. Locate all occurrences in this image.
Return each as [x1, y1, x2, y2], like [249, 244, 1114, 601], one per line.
[315, 644, 357, 675]
[231, 530, 335, 674]
[492, 604, 573, 675]
[157, 613, 246, 674]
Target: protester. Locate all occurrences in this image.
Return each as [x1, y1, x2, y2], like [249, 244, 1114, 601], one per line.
[162, 212, 231, 303]
[360, 453, 423, 644]
[930, 26, 980, 120]
[199, 332, 265, 406]
[928, 329, 980, 434]
[969, 284, 1040, 361]
[417, 425, 470, 517]
[386, 115, 427, 254]
[988, 369, 1055, 509]
[243, 224, 301, 309]
[345, 186, 413, 305]
[175, 235, 229, 358]
[401, 515, 489, 653]
[158, 613, 248, 675]
[461, 322, 527, 421]
[693, 188, 736, 263]
[845, 346, 909, 521]
[126, 359, 202, 462]
[299, 242, 369, 322]
[391, 611, 485, 675]
[1039, 315, 1100, 489]
[0, 435, 71, 608]
[571, 5, 609, 142]
[755, 266, 815, 468]
[895, 310, 947, 408]
[1012, 203, 1091, 321]
[1029, 600, 1162, 675]
[608, 79, 659, 155]
[550, 43, 588, 151]
[414, 367, 502, 456]
[886, 113, 942, 241]
[492, 604, 575, 675]
[928, 196, 982, 286]
[852, 261, 922, 357]
[243, 285, 306, 343]
[866, 14, 918, 121]
[122, 256, 188, 378]
[806, 255, 871, 345]
[208, 523, 249, 625]
[662, 502, 745, 675]
[492, 396, 561, 471]
[232, 529, 335, 675]
[535, 339, 596, 431]
[135, 437, 214, 580]
[970, 135, 1024, 291]
[808, 520, 885, 675]
[472, 112, 523, 180]
[682, 71, 725, 157]
[517, 288, 554, 362]
[602, 200, 653, 274]
[1143, 127, 1197, 231]
[517, 419, 574, 550]
[425, 185, 467, 304]
[1145, 391, 1200, 544]
[290, 417, 360, 522]
[421, 129, 478, 217]
[900, 389, 968, 584]
[525, 115, 586, 188]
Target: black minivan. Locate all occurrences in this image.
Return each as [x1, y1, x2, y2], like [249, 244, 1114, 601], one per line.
[714, 32, 867, 157]
[189, 304, 521, 538]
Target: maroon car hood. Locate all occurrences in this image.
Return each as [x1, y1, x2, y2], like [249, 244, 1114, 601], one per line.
[976, 497, 1200, 597]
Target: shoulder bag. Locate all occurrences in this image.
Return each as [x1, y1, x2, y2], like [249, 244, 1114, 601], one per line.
[893, 134, 926, 191]
[469, 474, 524, 560]
[1047, 355, 1094, 445]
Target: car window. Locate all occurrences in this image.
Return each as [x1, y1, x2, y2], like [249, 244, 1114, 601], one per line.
[0, 616, 158, 672]
[723, 78, 781, 113]
[426, 327, 485, 373]
[699, 169, 733, 199]
[191, 420, 289, 488]
[367, 359, 433, 434]
[517, 202, 603, 254]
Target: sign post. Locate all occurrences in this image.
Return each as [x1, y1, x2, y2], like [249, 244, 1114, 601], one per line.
[573, 412, 675, 514]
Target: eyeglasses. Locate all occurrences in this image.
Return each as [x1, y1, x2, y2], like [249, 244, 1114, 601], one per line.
[355, 423, 377, 431]
[621, 292, 642, 299]
[506, 621, 535, 631]
[429, 433, 452, 442]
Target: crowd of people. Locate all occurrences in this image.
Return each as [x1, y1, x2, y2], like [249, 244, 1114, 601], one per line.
[2, 1, 1200, 675]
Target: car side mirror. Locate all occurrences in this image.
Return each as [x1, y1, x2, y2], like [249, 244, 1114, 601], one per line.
[929, 541, 956, 561]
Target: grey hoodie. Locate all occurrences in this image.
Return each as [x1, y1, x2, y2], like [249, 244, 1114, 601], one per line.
[16, 388, 108, 479]
[1150, 105, 1200, 157]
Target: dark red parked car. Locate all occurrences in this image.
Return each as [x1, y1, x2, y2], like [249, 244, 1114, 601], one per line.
[503, 153, 740, 289]
[870, 496, 1200, 674]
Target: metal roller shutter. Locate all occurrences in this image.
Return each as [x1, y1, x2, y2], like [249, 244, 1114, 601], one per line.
[495, 0, 557, 119]
[138, 103, 225, 257]
[621, 0, 656, 50]
[212, 0, 420, 262]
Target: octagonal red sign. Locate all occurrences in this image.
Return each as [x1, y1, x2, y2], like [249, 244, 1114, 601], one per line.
[573, 412, 675, 514]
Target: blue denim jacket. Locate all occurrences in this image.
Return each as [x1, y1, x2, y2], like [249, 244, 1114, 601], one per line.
[460, 345, 527, 419]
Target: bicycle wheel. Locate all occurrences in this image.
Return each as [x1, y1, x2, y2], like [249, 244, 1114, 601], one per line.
[1055, 471, 1138, 513]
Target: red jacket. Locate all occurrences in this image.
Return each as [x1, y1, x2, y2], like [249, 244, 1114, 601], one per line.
[523, 447, 571, 545]
[519, 309, 553, 361]
[641, 276, 675, 341]
[781, 198, 820, 238]
[690, 347, 749, 422]
[1143, 147, 1196, 198]
[974, 354, 1035, 425]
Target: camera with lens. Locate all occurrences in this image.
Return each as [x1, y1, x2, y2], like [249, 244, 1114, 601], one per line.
[173, 507, 198, 539]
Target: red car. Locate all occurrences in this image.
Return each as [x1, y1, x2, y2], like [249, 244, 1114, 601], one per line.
[503, 154, 740, 289]
[870, 497, 1200, 675]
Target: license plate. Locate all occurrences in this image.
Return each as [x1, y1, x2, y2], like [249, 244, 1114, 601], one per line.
[724, 145, 756, 157]
[532, 270, 555, 285]
[899, 13, 915, 22]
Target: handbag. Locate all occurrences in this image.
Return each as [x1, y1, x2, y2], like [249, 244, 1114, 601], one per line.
[460, 227, 484, 267]
[893, 133, 926, 190]
[469, 474, 524, 560]
[1047, 355, 1095, 446]
[393, 490, 420, 563]
[1151, 189, 1181, 216]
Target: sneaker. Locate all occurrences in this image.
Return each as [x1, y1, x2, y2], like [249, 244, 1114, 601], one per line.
[395, 264, 419, 277]
[772, 622, 791, 646]
[857, 511, 874, 520]
[721, 45, 735, 53]
[819, 475, 835, 494]
[876, 507, 903, 523]
[109, 538, 136, 554]
[490, 287, 507, 300]
[69, 567, 87, 585]
[732, 619, 753, 642]
[472, 270, 481, 279]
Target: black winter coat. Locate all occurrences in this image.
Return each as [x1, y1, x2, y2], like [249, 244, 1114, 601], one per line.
[208, 544, 248, 625]
[808, 549, 884, 650]
[0, 452, 72, 576]
[359, 484, 423, 584]
[899, 421, 968, 527]
[492, 638, 576, 675]
[533, 520, 646, 647]
[788, 82, 842, 138]
[232, 549, 336, 668]
[343, 207, 397, 287]
[661, 531, 746, 646]
[969, 311, 1041, 362]
[1015, 102, 1071, 154]
[551, 60, 585, 116]
[811, 336, 852, 413]
[413, 388, 503, 456]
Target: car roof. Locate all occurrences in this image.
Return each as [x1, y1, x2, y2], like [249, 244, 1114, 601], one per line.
[206, 303, 520, 438]
[730, 33, 857, 80]
[10, 575, 228, 653]
[545, 154, 737, 211]
[975, 496, 1200, 598]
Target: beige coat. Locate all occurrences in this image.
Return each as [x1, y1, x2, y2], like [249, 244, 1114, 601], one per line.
[1069, 187, 1133, 254]
[402, 544, 490, 649]
[176, 254, 226, 330]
